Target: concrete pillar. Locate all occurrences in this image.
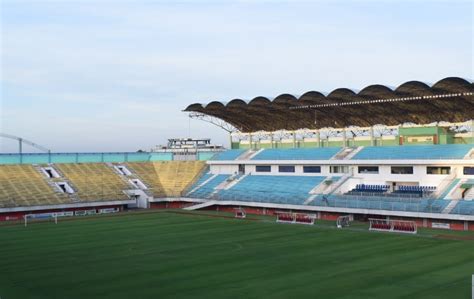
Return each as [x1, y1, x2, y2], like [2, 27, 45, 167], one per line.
[342, 128, 347, 147]
[370, 126, 375, 146]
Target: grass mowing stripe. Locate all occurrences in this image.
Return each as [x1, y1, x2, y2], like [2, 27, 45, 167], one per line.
[0, 211, 472, 299]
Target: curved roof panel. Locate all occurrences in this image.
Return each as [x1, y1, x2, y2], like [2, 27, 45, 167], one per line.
[184, 77, 474, 132]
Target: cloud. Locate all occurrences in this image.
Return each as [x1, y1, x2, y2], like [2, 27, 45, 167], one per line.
[1, 1, 472, 152]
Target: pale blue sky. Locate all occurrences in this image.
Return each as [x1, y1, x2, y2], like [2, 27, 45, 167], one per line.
[1, 0, 472, 153]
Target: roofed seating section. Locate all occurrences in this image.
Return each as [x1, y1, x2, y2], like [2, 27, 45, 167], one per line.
[251, 148, 342, 160]
[0, 165, 70, 208]
[56, 163, 130, 202]
[210, 150, 246, 161]
[352, 144, 473, 160]
[216, 175, 326, 205]
[127, 161, 206, 197]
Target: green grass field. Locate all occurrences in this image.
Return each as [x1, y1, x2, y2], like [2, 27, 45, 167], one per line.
[0, 210, 473, 299]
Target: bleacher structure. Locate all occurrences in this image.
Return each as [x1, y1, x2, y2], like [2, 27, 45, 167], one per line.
[55, 163, 130, 202]
[1, 76, 473, 231]
[0, 165, 70, 208]
[178, 144, 474, 230]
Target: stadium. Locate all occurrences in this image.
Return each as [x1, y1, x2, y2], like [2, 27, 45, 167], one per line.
[0, 76, 473, 298]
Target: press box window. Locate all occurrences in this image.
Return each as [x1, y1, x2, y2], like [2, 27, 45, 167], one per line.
[303, 166, 321, 173]
[427, 167, 450, 175]
[391, 166, 414, 174]
[358, 166, 379, 174]
[464, 167, 474, 175]
[256, 165, 271, 172]
[330, 166, 349, 174]
[279, 165, 295, 173]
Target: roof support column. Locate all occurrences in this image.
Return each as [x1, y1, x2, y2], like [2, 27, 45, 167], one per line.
[342, 128, 347, 147]
[370, 126, 375, 146]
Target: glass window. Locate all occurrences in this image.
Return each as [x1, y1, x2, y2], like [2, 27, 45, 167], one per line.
[278, 165, 295, 173]
[358, 166, 379, 174]
[330, 166, 349, 174]
[303, 166, 321, 173]
[427, 167, 450, 175]
[391, 166, 414, 174]
[256, 165, 271, 172]
[464, 167, 474, 175]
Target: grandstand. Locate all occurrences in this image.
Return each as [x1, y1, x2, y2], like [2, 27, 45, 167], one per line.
[0, 76, 473, 231]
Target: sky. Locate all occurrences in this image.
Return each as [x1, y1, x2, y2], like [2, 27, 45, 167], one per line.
[0, 0, 472, 153]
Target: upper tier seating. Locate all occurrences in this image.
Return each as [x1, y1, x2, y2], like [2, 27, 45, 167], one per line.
[210, 150, 246, 161]
[251, 148, 342, 160]
[0, 165, 70, 208]
[352, 144, 473, 160]
[127, 161, 206, 197]
[56, 163, 130, 202]
[187, 174, 231, 199]
[216, 175, 327, 205]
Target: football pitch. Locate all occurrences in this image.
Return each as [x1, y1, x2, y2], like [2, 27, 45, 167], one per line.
[0, 210, 473, 299]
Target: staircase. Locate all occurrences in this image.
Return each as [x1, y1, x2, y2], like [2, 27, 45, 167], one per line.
[439, 178, 461, 199]
[323, 173, 352, 195]
[464, 187, 474, 200]
[442, 200, 459, 214]
[187, 173, 218, 195]
[32, 164, 81, 202]
[222, 174, 248, 190]
[106, 163, 152, 197]
[237, 149, 262, 160]
[332, 147, 360, 160]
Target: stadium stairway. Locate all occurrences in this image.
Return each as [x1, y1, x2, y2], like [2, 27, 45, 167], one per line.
[331, 147, 361, 160]
[55, 163, 131, 202]
[439, 179, 461, 200]
[32, 164, 81, 202]
[183, 200, 218, 210]
[107, 163, 154, 198]
[442, 200, 459, 214]
[186, 174, 231, 199]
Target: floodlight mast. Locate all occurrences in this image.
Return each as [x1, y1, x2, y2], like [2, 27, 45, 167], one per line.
[0, 133, 51, 154]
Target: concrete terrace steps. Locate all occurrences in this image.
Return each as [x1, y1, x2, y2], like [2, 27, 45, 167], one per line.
[440, 179, 461, 199]
[442, 200, 459, 214]
[187, 173, 218, 195]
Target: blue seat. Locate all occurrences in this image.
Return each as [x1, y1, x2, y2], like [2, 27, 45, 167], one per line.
[352, 144, 473, 160]
[210, 150, 246, 161]
[187, 174, 231, 198]
[217, 175, 327, 204]
[251, 148, 342, 160]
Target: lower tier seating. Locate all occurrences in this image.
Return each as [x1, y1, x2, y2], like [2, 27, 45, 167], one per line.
[127, 161, 206, 197]
[187, 174, 232, 199]
[56, 163, 130, 201]
[450, 201, 474, 215]
[0, 165, 71, 208]
[310, 195, 450, 213]
[216, 175, 327, 205]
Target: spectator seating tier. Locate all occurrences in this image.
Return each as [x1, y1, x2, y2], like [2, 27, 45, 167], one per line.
[251, 148, 342, 160]
[352, 144, 473, 160]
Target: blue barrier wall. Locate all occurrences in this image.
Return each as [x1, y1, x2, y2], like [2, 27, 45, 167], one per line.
[0, 152, 174, 164]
